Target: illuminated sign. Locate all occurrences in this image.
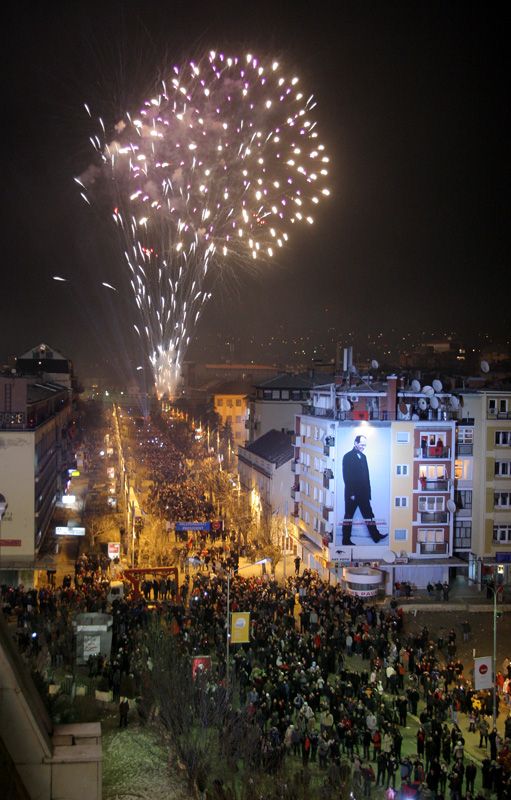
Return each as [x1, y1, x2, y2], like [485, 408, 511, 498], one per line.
[70, 470, 80, 477]
[108, 542, 121, 559]
[62, 495, 76, 505]
[55, 526, 86, 536]
[175, 521, 211, 532]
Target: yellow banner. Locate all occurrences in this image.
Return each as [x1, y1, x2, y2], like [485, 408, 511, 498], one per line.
[230, 612, 250, 643]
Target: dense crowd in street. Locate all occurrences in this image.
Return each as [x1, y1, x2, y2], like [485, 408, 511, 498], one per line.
[3, 409, 511, 800]
[2, 550, 511, 800]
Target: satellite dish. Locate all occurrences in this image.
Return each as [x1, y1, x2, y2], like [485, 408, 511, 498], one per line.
[430, 396, 439, 410]
[447, 499, 456, 513]
[423, 385, 434, 396]
[382, 550, 396, 564]
[411, 379, 421, 392]
[340, 397, 351, 412]
[371, 359, 379, 369]
[432, 379, 443, 392]
[411, 413, 419, 421]
[350, 395, 359, 404]
[481, 360, 490, 373]
[418, 398, 428, 410]
[450, 396, 460, 409]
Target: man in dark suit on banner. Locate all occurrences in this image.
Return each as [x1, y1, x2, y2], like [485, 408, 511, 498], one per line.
[341, 434, 387, 545]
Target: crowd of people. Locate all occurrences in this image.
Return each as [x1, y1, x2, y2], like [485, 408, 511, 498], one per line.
[3, 410, 511, 800]
[3, 556, 511, 800]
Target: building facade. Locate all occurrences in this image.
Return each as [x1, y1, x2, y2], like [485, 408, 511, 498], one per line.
[0, 374, 74, 585]
[292, 375, 463, 590]
[212, 381, 251, 451]
[246, 374, 315, 444]
[458, 388, 511, 585]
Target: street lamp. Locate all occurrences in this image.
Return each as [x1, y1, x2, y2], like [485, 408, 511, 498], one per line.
[487, 581, 501, 730]
[471, 573, 500, 730]
[225, 558, 271, 690]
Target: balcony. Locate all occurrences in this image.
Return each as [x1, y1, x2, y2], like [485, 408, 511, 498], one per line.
[419, 511, 449, 524]
[291, 460, 301, 474]
[456, 443, 473, 456]
[418, 542, 448, 555]
[323, 468, 334, 490]
[323, 436, 335, 457]
[415, 447, 451, 460]
[418, 479, 450, 491]
[292, 434, 301, 447]
[488, 410, 511, 420]
[322, 505, 334, 523]
[291, 485, 301, 501]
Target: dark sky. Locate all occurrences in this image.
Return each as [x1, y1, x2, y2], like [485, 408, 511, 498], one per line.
[0, 1, 506, 381]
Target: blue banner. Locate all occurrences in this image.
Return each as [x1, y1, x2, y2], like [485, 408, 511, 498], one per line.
[175, 521, 211, 532]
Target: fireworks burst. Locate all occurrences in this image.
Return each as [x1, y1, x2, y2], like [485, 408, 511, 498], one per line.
[80, 51, 330, 397]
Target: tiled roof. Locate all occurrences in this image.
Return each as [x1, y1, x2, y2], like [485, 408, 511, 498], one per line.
[244, 429, 293, 467]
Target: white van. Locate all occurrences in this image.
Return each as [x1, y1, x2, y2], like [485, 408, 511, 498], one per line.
[107, 580, 125, 603]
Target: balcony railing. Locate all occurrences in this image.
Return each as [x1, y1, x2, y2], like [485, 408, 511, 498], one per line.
[291, 487, 301, 501]
[419, 542, 448, 555]
[456, 444, 473, 456]
[322, 505, 334, 522]
[292, 434, 301, 447]
[323, 437, 335, 456]
[418, 480, 450, 491]
[323, 474, 334, 490]
[291, 460, 301, 474]
[415, 447, 451, 459]
[419, 511, 449, 523]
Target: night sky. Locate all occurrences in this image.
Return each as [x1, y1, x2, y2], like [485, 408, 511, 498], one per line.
[1, 1, 506, 382]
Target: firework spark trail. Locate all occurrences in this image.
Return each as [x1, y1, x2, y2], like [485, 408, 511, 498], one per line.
[80, 51, 330, 397]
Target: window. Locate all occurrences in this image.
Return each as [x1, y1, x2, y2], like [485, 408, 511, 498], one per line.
[455, 458, 473, 481]
[394, 528, 408, 541]
[272, 390, 280, 400]
[226, 399, 233, 408]
[235, 415, 242, 424]
[263, 389, 272, 400]
[458, 428, 474, 444]
[396, 432, 410, 443]
[455, 489, 472, 510]
[396, 464, 409, 476]
[495, 461, 511, 477]
[419, 433, 448, 457]
[493, 525, 511, 543]
[495, 431, 511, 446]
[395, 496, 408, 507]
[417, 529, 445, 544]
[495, 492, 511, 508]
[217, 398, 223, 406]
[235, 399, 242, 407]
[419, 464, 447, 480]
[418, 496, 445, 512]
[281, 390, 289, 400]
[291, 390, 301, 401]
[489, 399, 509, 415]
[454, 521, 472, 549]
